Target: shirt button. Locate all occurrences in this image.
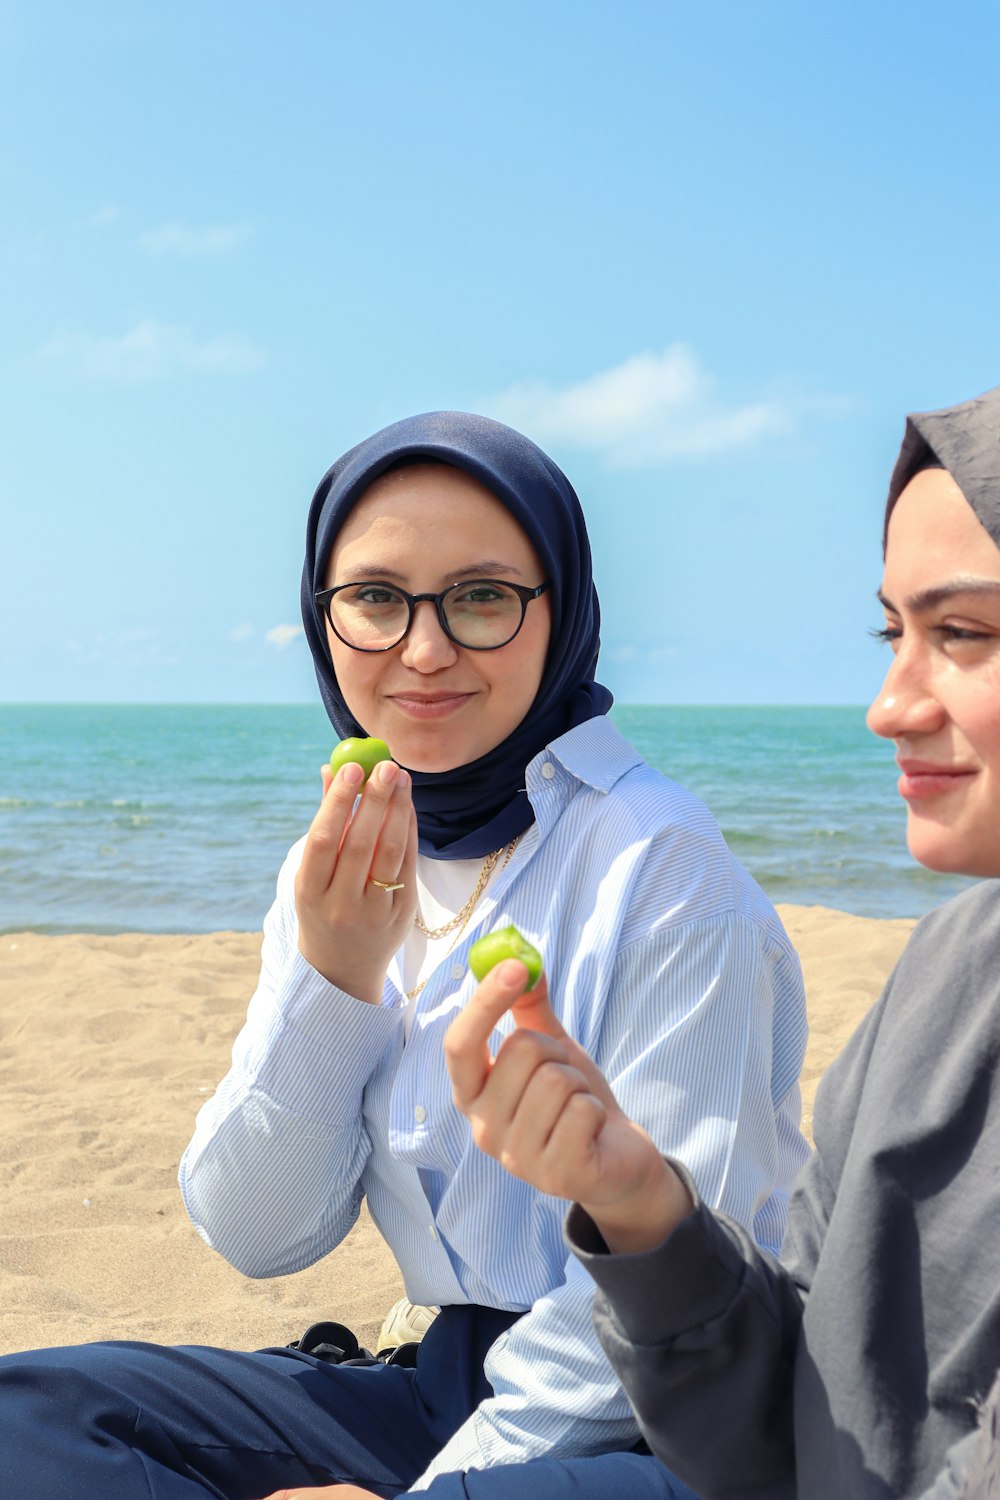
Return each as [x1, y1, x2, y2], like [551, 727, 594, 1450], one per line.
[414, 1104, 427, 1124]
[541, 762, 556, 780]
[450, 964, 465, 981]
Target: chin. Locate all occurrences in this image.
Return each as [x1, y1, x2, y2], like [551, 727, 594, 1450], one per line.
[907, 830, 990, 879]
[388, 726, 488, 776]
[392, 741, 471, 775]
[399, 755, 462, 775]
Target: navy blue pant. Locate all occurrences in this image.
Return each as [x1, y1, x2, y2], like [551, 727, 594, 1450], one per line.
[0, 1306, 698, 1499]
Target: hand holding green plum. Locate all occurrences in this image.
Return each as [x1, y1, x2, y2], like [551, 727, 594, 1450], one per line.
[444, 960, 694, 1254]
[295, 739, 417, 1004]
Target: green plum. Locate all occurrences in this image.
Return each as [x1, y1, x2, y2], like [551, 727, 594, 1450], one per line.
[468, 925, 544, 990]
[329, 736, 392, 783]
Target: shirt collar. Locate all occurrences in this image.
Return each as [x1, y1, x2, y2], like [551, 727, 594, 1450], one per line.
[525, 716, 643, 811]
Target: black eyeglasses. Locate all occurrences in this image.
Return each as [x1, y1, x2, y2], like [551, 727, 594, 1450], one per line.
[314, 578, 552, 652]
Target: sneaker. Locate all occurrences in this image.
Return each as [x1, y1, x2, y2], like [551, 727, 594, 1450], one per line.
[377, 1297, 439, 1351]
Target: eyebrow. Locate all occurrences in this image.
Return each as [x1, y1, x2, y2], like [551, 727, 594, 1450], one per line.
[335, 560, 526, 583]
[877, 577, 1000, 613]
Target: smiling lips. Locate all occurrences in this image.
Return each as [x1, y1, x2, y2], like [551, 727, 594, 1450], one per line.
[387, 691, 476, 719]
[897, 759, 977, 800]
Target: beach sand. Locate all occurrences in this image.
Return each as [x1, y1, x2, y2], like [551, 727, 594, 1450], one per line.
[0, 905, 915, 1357]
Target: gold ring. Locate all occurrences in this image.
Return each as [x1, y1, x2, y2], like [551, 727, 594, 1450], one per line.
[369, 876, 405, 892]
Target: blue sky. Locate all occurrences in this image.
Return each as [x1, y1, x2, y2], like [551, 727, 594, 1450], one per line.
[3, 0, 999, 706]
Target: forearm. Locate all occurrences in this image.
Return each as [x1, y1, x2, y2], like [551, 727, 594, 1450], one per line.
[568, 1165, 802, 1498]
[179, 947, 402, 1275]
[579, 1150, 694, 1255]
[179, 1077, 368, 1276]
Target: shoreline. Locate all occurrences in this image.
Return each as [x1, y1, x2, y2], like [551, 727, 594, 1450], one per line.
[0, 905, 915, 1355]
[0, 899, 923, 942]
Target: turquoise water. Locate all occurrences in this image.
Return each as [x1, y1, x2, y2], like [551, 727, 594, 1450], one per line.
[0, 703, 977, 934]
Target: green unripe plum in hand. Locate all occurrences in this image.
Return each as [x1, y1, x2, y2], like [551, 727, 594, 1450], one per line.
[469, 926, 544, 990]
[329, 737, 392, 783]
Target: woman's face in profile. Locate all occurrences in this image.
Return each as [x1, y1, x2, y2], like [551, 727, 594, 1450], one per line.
[867, 467, 1000, 878]
[324, 463, 552, 774]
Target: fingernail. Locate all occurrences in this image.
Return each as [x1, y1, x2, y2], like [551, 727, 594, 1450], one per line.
[374, 760, 398, 786]
[339, 762, 364, 788]
[497, 959, 527, 988]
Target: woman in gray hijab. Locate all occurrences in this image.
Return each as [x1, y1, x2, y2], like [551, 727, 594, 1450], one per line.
[445, 384, 1000, 1500]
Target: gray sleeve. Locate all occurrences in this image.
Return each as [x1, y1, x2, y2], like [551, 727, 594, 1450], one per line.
[566, 1158, 815, 1500]
[917, 1372, 1000, 1500]
[562, 992, 884, 1497]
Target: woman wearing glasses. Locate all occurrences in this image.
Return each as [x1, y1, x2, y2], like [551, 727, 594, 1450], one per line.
[0, 412, 809, 1499]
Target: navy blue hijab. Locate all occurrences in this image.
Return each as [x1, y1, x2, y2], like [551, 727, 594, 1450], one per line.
[300, 411, 613, 859]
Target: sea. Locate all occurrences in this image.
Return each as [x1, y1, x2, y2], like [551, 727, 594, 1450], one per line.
[0, 703, 978, 935]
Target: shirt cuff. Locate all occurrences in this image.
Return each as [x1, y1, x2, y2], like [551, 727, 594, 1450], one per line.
[566, 1158, 748, 1345]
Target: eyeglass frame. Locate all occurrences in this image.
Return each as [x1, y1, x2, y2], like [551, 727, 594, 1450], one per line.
[314, 578, 553, 653]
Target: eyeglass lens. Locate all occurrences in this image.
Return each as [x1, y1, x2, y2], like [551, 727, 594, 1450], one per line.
[329, 581, 527, 649]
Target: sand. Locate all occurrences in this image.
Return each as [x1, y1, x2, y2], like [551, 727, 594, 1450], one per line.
[0, 905, 915, 1357]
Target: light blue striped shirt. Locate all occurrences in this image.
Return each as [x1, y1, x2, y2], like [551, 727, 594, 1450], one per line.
[179, 715, 810, 1489]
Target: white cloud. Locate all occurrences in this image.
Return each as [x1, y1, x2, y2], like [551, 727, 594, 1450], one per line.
[88, 204, 121, 227]
[228, 623, 254, 642]
[607, 642, 682, 667]
[36, 320, 266, 381]
[136, 221, 254, 257]
[483, 344, 796, 467]
[62, 627, 171, 665]
[266, 624, 304, 649]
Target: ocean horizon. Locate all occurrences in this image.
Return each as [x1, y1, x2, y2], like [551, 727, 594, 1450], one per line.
[0, 702, 977, 935]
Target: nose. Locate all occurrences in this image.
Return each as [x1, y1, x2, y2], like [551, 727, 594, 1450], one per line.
[866, 644, 945, 741]
[398, 599, 460, 671]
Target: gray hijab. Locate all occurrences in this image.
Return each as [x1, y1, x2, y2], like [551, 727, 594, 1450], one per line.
[885, 383, 1000, 550]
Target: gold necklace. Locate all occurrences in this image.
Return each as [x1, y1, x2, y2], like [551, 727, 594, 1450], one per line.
[414, 836, 519, 940]
[406, 836, 519, 1000]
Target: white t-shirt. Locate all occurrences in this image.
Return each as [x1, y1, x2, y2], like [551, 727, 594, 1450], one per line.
[400, 852, 508, 1030]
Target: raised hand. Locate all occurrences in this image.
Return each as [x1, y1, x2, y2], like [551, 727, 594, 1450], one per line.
[294, 757, 418, 1004]
[443, 961, 693, 1254]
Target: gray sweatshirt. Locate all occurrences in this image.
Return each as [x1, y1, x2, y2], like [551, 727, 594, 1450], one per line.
[568, 880, 1000, 1499]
